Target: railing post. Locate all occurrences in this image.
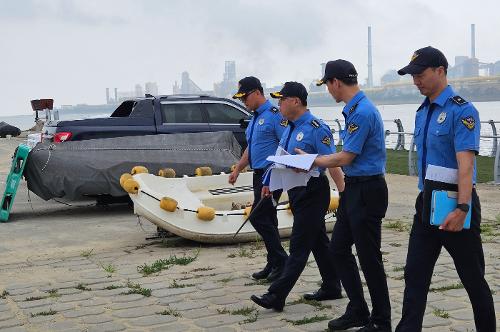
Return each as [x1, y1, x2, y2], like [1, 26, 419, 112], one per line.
[394, 119, 405, 150]
[408, 134, 417, 176]
[334, 119, 343, 146]
[488, 120, 497, 157]
[495, 139, 500, 184]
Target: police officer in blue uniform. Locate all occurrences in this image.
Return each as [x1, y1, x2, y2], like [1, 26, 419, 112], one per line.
[250, 81, 342, 311]
[230, 76, 288, 281]
[312, 60, 391, 332]
[395, 47, 495, 332]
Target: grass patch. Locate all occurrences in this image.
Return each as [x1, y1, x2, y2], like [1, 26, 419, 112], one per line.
[138, 251, 199, 276]
[31, 309, 57, 317]
[288, 298, 332, 310]
[219, 277, 235, 284]
[100, 263, 116, 274]
[393, 265, 405, 272]
[433, 308, 450, 318]
[25, 295, 48, 301]
[227, 245, 256, 259]
[80, 249, 94, 258]
[190, 266, 215, 272]
[75, 283, 92, 291]
[383, 219, 410, 232]
[244, 279, 270, 286]
[120, 281, 151, 297]
[385, 149, 494, 183]
[46, 289, 61, 298]
[283, 314, 330, 325]
[429, 282, 464, 292]
[169, 280, 195, 289]
[218, 306, 259, 324]
[157, 308, 181, 317]
[104, 285, 124, 290]
[1, 290, 9, 299]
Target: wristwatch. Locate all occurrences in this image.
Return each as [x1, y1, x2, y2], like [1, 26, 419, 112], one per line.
[456, 203, 470, 213]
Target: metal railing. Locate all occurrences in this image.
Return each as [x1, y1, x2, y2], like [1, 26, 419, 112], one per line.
[325, 118, 500, 184]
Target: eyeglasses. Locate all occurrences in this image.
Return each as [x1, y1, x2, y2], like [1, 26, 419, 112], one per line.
[239, 89, 257, 102]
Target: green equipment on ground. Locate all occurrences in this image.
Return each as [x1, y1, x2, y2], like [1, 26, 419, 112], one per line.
[1, 144, 30, 222]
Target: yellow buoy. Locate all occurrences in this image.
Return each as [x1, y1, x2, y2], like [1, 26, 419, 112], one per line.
[230, 164, 247, 173]
[160, 197, 178, 212]
[328, 196, 339, 211]
[195, 166, 212, 176]
[131, 166, 148, 175]
[196, 206, 215, 221]
[123, 178, 139, 194]
[244, 206, 252, 217]
[158, 168, 176, 178]
[119, 173, 132, 187]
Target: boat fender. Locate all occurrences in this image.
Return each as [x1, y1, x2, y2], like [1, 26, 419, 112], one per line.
[123, 178, 139, 194]
[119, 173, 132, 187]
[244, 206, 252, 217]
[196, 206, 215, 221]
[195, 166, 212, 176]
[131, 166, 148, 175]
[230, 165, 248, 173]
[160, 197, 178, 212]
[158, 168, 176, 178]
[328, 196, 339, 211]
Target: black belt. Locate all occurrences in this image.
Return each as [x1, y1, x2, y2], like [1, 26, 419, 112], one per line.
[345, 174, 384, 184]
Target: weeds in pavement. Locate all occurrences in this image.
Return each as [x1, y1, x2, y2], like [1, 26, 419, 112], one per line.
[25, 296, 47, 301]
[383, 220, 410, 232]
[47, 289, 61, 298]
[100, 263, 116, 274]
[393, 266, 405, 272]
[433, 308, 450, 318]
[389, 242, 402, 247]
[190, 266, 215, 272]
[429, 282, 464, 292]
[121, 281, 151, 297]
[169, 280, 194, 289]
[75, 283, 92, 291]
[138, 251, 199, 276]
[1, 290, 9, 299]
[157, 308, 181, 317]
[287, 298, 332, 310]
[244, 279, 270, 286]
[283, 314, 330, 325]
[80, 249, 94, 258]
[31, 309, 57, 317]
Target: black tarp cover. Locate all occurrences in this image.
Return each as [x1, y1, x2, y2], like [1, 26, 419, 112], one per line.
[0, 122, 21, 137]
[25, 131, 242, 200]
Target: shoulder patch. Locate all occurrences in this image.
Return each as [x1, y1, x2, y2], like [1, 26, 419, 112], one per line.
[347, 123, 359, 134]
[321, 136, 331, 146]
[461, 116, 476, 130]
[270, 106, 279, 113]
[311, 119, 320, 128]
[452, 95, 467, 106]
[280, 118, 288, 127]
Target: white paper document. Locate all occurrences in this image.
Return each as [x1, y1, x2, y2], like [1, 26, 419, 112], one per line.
[425, 164, 458, 184]
[266, 153, 318, 170]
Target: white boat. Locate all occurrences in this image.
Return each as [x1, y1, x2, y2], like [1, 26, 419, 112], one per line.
[127, 172, 338, 244]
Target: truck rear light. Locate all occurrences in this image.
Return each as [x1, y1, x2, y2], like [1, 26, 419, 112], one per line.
[54, 132, 72, 143]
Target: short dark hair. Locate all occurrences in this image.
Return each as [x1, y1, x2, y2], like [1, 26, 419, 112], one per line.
[328, 77, 358, 86]
[257, 86, 264, 94]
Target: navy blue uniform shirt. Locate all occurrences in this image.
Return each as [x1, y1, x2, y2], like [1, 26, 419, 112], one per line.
[341, 91, 386, 176]
[279, 110, 335, 172]
[414, 85, 480, 190]
[246, 100, 288, 169]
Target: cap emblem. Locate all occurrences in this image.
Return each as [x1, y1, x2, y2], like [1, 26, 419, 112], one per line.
[411, 52, 419, 62]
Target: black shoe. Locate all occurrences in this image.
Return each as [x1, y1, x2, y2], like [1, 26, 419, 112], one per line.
[252, 264, 272, 280]
[303, 288, 343, 301]
[328, 313, 369, 331]
[266, 266, 284, 282]
[356, 322, 391, 332]
[250, 293, 285, 312]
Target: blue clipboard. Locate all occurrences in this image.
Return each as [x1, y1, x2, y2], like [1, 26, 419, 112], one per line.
[430, 190, 471, 229]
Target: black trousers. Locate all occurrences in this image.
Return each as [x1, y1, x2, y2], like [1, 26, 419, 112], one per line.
[268, 175, 341, 299]
[395, 190, 496, 332]
[329, 176, 391, 327]
[251, 170, 288, 268]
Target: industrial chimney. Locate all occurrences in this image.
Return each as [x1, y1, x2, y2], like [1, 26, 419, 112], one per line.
[114, 88, 118, 103]
[471, 24, 476, 59]
[367, 26, 373, 88]
[106, 88, 110, 104]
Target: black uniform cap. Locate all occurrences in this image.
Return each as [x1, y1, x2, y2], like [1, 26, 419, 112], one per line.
[232, 76, 262, 99]
[270, 82, 308, 104]
[316, 59, 358, 86]
[398, 46, 448, 75]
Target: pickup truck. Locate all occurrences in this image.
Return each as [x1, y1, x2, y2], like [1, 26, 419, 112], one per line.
[42, 95, 251, 149]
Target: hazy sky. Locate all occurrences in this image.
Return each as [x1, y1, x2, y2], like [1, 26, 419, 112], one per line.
[1, 0, 499, 116]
